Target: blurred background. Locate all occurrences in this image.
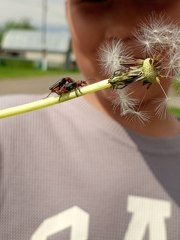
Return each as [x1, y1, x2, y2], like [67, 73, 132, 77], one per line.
[0, 0, 81, 95]
[0, 0, 179, 115]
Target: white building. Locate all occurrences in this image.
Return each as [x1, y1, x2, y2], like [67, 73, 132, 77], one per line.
[1, 29, 72, 68]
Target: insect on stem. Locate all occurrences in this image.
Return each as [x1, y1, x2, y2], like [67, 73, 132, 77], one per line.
[45, 77, 87, 99]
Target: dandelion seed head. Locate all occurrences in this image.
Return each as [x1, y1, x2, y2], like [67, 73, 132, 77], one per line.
[134, 13, 180, 78]
[97, 13, 179, 118]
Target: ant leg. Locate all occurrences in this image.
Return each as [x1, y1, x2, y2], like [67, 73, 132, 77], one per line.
[74, 87, 84, 97]
[43, 91, 52, 99]
[58, 93, 63, 102]
[75, 88, 83, 97]
[75, 89, 79, 97]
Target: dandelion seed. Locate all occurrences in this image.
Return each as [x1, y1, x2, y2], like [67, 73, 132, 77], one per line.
[122, 110, 151, 126]
[111, 86, 150, 126]
[155, 77, 169, 99]
[97, 39, 134, 76]
[112, 88, 138, 113]
[153, 97, 171, 119]
[164, 52, 180, 77]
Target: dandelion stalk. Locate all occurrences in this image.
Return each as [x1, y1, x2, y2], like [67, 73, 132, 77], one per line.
[0, 79, 111, 119]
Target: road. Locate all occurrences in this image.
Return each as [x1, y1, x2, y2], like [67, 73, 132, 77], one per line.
[0, 74, 82, 96]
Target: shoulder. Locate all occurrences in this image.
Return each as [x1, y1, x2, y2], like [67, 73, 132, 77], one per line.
[0, 94, 137, 149]
[0, 94, 95, 136]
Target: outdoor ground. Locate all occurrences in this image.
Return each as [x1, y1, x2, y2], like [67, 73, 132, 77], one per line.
[0, 73, 82, 96]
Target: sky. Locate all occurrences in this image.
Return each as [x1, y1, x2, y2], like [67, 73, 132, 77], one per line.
[0, 0, 67, 29]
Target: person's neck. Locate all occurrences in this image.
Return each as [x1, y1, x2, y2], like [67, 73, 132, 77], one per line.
[84, 93, 180, 137]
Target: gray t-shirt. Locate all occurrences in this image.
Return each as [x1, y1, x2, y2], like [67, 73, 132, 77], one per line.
[0, 95, 180, 240]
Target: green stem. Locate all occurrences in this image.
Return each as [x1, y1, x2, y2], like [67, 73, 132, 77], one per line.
[0, 79, 111, 119]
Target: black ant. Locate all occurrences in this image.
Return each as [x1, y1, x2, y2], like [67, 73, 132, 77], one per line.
[45, 77, 87, 98]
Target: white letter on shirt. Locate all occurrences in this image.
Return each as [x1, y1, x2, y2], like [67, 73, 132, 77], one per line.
[124, 195, 171, 240]
[31, 206, 89, 240]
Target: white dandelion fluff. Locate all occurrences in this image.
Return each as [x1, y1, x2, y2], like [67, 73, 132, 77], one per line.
[122, 109, 151, 126]
[96, 13, 180, 125]
[113, 88, 138, 113]
[134, 13, 180, 77]
[164, 51, 180, 77]
[98, 39, 134, 76]
[134, 14, 179, 54]
[153, 97, 171, 119]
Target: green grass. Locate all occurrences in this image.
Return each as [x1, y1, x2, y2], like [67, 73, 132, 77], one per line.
[0, 66, 79, 79]
[0, 58, 79, 79]
[168, 107, 180, 117]
[172, 78, 180, 95]
[169, 78, 180, 117]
